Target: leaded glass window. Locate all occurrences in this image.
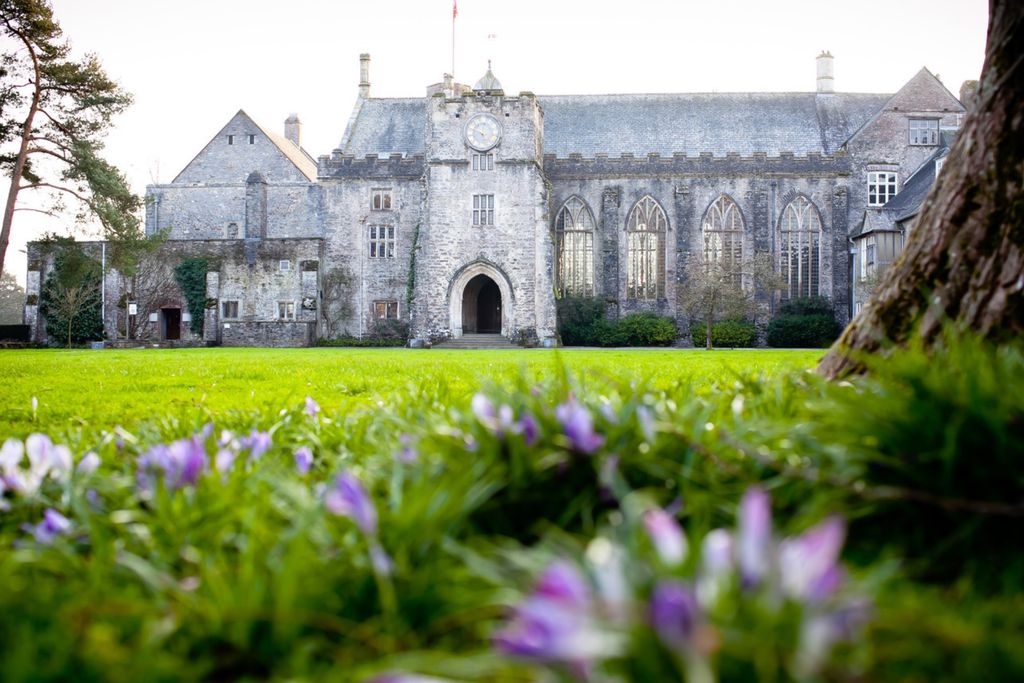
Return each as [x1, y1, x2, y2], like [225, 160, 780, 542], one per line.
[779, 196, 822, 300]
[626, 196, 667, 300]
[555, 197, 595, 296]
[702, 195, 745, 287]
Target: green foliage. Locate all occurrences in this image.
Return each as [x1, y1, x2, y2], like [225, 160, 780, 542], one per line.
[317, 337, 407, 348]
[690, 319, 757, 348]
[767, 297, 842, 348]
[0, 0, 138, 274]
[0, 338, 1020, 680]
[0, 270, 24, 323]
[557, 297, 676, 347]
[616, 311, 677, 346]
[173, 258, 207, 335]
[37, 241, 102, 346]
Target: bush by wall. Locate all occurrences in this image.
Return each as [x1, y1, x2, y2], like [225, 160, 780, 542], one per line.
[557, 297, 677, 347]
[767, 297, 842, 348]
[690, 318, 757, 348]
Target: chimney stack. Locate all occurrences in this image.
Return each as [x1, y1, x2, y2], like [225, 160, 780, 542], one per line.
[284, 113, 302, 147]
[959, 79, 979, 110]
[816, 51, 834, 93]
[359, 53, 371, 98]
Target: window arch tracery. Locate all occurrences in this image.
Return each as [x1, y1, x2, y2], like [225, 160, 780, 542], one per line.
[626, 195, 667, 300]
[555, 197, 596, 296]
[779, 195, 822, 299]
[702, 195, 745, 287]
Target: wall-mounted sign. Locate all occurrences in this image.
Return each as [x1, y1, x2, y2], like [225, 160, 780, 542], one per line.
[149, 312, 158, 322]
[128, 303, 138, 315]
[182, 312, 192, 322]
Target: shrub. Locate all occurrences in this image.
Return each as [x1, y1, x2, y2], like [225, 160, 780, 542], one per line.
[173, 257, 208, 336]
[767, 297, 841, 348]
[616, 312, 677, 346]
[690, 319, 757, 348]
[556, 296, 606, 346]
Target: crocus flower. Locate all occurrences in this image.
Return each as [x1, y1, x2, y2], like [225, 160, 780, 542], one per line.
[76, 451, 101, 476]
[294, 447, 313, 475]
[215, 448, 236, 474]
[519, 412, 540, 445]
[242, 430, 272, 462]
[650, 580, 701, 650]
[737, 486, 772, 587]
[304, 396, 320, 418]
[701, 529, 734, 574]
[397, 434, 418, 464]
[534, 560, 591, 608]
[471, 393, 496, 423]
[644, 508, 688, 566]
[555, 400, 605, 454]
[778, 517, 846, 602]
[137, 434, 208, 491]
[325, 471, 377, 536]
[23, 508, 71, 545]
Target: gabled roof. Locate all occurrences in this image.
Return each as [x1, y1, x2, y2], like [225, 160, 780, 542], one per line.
[172, 110, 317, 184]
[854, 208, 901, 238]
[842, 68, 965, 149]
[884, 146, 950, 222]
[248, 115, 318, 181]
[337, 91, 891, 159]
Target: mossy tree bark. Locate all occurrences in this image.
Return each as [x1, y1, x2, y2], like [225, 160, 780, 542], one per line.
[819, 0, 1024, 378]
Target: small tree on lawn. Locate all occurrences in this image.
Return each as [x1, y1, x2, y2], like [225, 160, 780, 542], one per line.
[681, 252, 780, 350]
[0, 269, 24, 323]
[320, 265, 355, 338]
[38, 239, 101, 346]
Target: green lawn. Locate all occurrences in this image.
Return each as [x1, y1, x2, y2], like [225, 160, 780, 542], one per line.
[0, 347, 821, 441]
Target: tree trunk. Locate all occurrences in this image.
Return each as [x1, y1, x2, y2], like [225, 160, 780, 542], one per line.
[706, 310, 713, 350]
[819, 0, 1024, 379]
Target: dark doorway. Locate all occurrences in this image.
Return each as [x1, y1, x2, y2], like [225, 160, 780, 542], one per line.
[161, 307, 181, 340]
[461, 274, 502, 334]
[477, 279, 501, 333]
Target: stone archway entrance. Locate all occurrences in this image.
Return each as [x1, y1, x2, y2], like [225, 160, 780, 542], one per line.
[461, 274, 502, 333]
[448, 262, 514, 338]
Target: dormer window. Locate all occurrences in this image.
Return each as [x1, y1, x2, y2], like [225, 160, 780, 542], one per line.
[868, 171, 898, 206]
[909, 119, 939, 145]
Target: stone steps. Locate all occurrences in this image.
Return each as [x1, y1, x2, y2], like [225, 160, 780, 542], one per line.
[433, 334, 520, 350]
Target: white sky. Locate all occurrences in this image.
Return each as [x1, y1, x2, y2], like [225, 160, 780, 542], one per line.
[7, 0, 989, 284]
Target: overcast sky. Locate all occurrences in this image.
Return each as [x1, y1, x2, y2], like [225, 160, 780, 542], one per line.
[6, 0, 989, 283]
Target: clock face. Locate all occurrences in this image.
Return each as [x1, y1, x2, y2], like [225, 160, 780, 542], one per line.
[465, 113, 501, 151]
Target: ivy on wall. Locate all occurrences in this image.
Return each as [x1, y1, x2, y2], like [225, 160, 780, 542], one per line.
[173, 258, 208, 336]
[405, 222, 420, 320]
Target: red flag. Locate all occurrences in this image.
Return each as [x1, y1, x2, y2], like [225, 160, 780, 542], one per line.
[453, 0, 458, 19]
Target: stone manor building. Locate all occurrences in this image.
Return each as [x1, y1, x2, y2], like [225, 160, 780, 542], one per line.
[25, 53, 968, 346]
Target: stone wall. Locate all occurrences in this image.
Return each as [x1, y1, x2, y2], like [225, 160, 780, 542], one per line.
[220, 320, 315, 347]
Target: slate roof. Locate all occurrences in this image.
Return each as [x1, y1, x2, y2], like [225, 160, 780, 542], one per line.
[249, 116, 319, 181]
[338, 92, 891, 159]
[340, 98, 427, 158]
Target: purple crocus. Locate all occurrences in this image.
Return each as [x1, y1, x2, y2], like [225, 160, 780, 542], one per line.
[519, 412, 540, 445]
[76, 451, 100, 476]
[534, 560, 591, 608]
[650, 580, 701, 650]
[737, 486, 772, 587]
[555, 400, 605, 454]
[644, 508, 688, 566]
[778, 516, 846, 602]
[471, 393, 496, 423]
[215, 448, 236, 475]
[701, 528, 734, 574]
[242, 430, 272, 462]
[137, 434, 208, 491]
[294, 447, 313, 475]
[304, 396, 320, 418]
[325, 471, 378, 536]
[397, 434, 418, 464]
[23, 508, 72, 545]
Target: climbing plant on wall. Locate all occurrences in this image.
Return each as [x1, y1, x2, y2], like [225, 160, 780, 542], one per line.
[173, 258, 208, 336]
[38, 241, 103, 347]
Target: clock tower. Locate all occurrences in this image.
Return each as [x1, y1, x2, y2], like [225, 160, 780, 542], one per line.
[411, 65, 556, 346]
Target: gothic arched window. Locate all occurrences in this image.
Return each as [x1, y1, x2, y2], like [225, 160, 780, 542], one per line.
[555, 197, 596, 296]
[626, 196, 667, 300]
[779, 196, 823, 299]
[702, 195, 745, 287]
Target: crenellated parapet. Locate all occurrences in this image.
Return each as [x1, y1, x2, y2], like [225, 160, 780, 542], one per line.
[318, 152, 425, 179]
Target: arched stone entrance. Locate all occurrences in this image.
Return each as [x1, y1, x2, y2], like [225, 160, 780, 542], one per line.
[462, 274, 502, 333]
[448, 262, 514, 337]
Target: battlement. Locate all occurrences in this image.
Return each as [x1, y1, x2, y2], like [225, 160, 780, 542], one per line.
[318, 151, 426, 178]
